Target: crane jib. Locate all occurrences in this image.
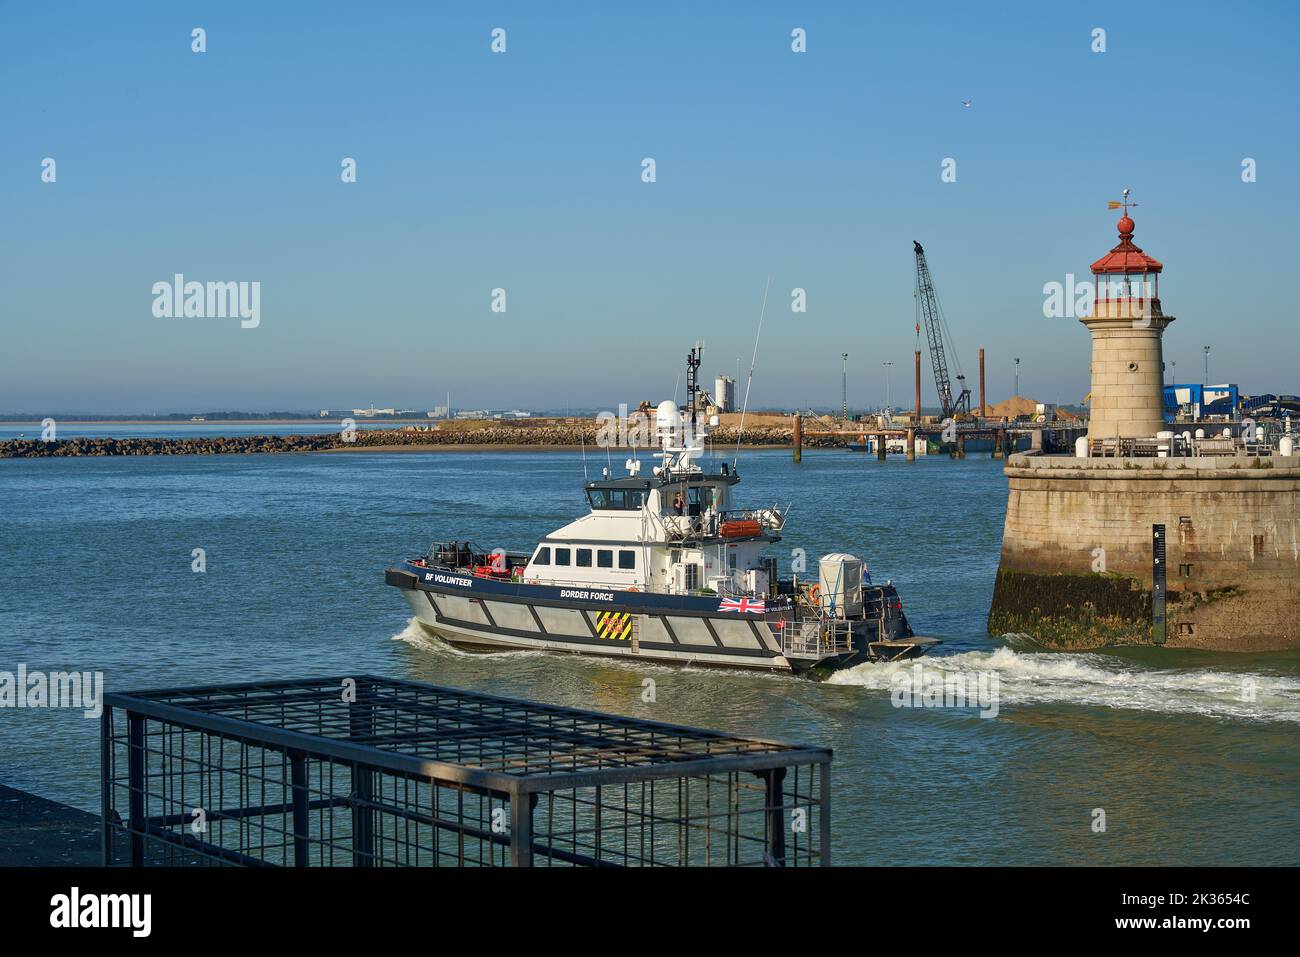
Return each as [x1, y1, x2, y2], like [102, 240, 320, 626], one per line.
[913, 241, 971, 421]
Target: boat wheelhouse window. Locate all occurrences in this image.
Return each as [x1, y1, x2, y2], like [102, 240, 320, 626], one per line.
[597, 549, 614, 568]
[533, 546, 551, 566]
[587, 488, 646, 510]
[555, 548, 571, 566]
[618, 550, 636, 570]
[577, 548, 593, 567]
[685, 486, 711, 516]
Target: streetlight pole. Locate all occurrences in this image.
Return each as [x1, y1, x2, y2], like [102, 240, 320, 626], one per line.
[882, 361, 893, 411]
[1203, 345, 1211, 387]
[1014, 357, 1021, 397]
[841, 353, 849, 421]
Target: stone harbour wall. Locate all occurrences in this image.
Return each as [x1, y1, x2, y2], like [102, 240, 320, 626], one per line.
[990, 453, 1300, 651]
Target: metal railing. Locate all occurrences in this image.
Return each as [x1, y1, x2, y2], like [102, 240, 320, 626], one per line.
[780, 618, 854, 660]
[661, 506, 786, 542]
[1089, 430, 1294, 459]
[102, 675, 832, 867]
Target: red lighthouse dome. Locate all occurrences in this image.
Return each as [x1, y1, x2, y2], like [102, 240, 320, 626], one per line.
[1091, 212, 1162, 276]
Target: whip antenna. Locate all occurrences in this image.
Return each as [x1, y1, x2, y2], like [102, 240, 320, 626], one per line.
[734, 275, 770, 462]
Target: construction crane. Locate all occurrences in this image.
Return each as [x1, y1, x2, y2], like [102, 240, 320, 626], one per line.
[913, 240, 971, 420]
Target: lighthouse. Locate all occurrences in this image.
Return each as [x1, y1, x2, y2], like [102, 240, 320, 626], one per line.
[1081, 194, 1174, 441]
[991, 197, 1299, 653]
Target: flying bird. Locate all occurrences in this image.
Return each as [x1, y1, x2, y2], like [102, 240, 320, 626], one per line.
[961, 99, 972, 108]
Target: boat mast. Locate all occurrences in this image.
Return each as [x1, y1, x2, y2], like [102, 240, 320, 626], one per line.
[685, 343, 701, 441]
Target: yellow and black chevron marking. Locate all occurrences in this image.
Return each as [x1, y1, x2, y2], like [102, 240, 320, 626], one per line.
[594, 611, 634, 641]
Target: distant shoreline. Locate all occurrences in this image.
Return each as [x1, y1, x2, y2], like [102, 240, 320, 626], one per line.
[320, 443, 789, 454]
[0, 418, 436, 426]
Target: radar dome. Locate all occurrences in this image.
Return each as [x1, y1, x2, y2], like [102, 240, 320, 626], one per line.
[656, 400, 680, 431]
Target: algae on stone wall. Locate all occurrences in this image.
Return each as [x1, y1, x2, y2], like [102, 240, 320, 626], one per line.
[987, 569, 1157, 649]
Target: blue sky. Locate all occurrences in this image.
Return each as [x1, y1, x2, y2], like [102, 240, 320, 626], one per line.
[2, 1, 1297, 413]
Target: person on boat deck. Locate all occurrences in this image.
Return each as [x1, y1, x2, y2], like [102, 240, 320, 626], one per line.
[673, 491, 684, 515]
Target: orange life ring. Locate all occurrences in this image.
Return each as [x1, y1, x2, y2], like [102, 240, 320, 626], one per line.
[626, 586, 639, 592]
[807, 584, 822, 606]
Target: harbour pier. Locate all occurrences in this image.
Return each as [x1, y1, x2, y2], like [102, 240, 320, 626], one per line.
[790, 416, 1087, 462]
[989, 206, 1300, 652]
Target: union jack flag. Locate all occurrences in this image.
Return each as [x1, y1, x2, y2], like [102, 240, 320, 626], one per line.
[718, 597, 765, 614]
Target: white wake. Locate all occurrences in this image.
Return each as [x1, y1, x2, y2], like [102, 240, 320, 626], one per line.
[826, 646, 1300, 724]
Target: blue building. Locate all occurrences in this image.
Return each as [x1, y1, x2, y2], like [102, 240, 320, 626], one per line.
[1164, 383, 1240, 421]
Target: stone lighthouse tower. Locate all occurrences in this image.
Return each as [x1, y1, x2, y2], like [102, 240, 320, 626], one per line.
[1082, 195, 1174, 441]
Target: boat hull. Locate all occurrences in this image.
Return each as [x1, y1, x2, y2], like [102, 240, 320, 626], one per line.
[387, 563, 923, 675]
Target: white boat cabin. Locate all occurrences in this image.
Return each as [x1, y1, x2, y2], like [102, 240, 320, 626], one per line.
[522, 400, 783, 597]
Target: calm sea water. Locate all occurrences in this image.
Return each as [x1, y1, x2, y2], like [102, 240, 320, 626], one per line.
[1, 449, 1296, 865]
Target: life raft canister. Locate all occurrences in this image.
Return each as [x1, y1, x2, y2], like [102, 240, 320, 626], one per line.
[719, 519, 762, 538]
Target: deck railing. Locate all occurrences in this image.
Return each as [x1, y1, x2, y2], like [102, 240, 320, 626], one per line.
[780, 617, 854, 660]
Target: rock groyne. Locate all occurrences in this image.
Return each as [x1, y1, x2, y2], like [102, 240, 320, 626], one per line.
[0, 424, 831, 458]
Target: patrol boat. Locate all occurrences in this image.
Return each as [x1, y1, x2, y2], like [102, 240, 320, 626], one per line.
[385, 350, 938, 676]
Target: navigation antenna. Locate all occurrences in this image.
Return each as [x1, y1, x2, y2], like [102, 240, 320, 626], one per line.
[685, 342, 702, 439]
[734, 275, 770, 463]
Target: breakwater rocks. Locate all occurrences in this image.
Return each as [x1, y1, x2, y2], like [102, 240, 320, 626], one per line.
[0, 434, 341, 457]
[0, 424, 827, 458]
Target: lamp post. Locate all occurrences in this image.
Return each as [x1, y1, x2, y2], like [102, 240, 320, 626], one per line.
[1014, 357, 1021, 397]
[882, 361, 893, 411]
[1203, 345, 1211, 387]
[841, 353, 849, 421]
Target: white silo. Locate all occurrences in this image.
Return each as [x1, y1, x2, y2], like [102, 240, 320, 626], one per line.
[714, 376, 736, 413]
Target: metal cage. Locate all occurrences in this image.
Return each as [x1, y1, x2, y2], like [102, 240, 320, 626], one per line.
[101, 675, 831, 866]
